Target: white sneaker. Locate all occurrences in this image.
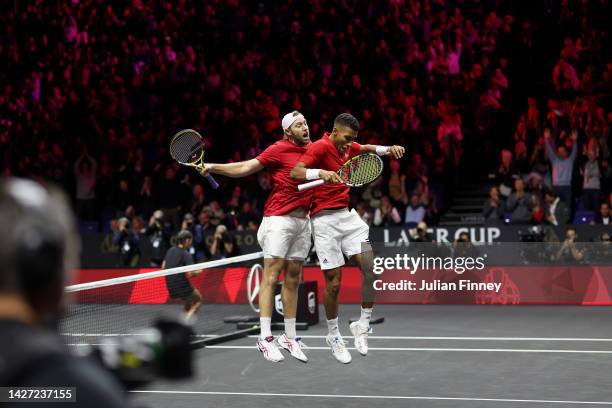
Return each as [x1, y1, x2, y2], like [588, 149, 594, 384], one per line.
[276, 333, 308, 363]
[326, 334, 352, 364]
[349, 321, 369, 356]
[256, 336, 284, 362]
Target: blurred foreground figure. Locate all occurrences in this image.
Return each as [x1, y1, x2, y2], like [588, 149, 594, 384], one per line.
[0, 178, 129, 408]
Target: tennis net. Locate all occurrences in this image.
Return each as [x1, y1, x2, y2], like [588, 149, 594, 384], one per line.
[60, 252, 263, 347]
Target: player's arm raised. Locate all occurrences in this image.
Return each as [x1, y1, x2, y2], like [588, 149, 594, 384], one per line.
[360, 144, 405, 159]
[291, 161, 342, 184]
[199, 159, 264, 178]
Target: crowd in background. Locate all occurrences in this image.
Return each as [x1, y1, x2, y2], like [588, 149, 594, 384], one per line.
[1, 0, 610, 254]
[485, 0, 611, 227]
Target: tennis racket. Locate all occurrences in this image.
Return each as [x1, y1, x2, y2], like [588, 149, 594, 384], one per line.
[170, 129, 219, 189]
[298, 153, 384, 191]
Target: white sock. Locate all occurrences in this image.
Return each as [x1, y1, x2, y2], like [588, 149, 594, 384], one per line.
[284, 318, 297, 339]
[359, 307, 373, 328]
[327, 317, 340, 337]
[260, 317, 272, 339]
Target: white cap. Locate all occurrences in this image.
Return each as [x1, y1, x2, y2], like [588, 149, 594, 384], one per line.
[281, 112, 305, 132]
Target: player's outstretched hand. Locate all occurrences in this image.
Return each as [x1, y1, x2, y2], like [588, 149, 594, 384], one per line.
[389, 145, 405, 159]
[320, 169, 343, 184]
[199, 163, 213, 177]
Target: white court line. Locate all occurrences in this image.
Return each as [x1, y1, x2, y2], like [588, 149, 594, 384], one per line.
[247, 335, 612, 342]
[129, 390, 612, 405]
[61, 333, 220, 338]
[62, 333, 612, 342]
[204, 345, 612, 354]
[66, 344, 612, 353]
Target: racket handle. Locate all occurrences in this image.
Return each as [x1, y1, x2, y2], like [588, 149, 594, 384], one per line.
[297, 179, 325, 191]
[206, 174, 219, 189]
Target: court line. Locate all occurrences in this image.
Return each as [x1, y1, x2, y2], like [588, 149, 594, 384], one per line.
[247, 335, 612, 342]
[129, 390, 612, 405]
[66, 344, 612, 353]
[62, 333, 612, 342]
[206, 345, 612, 354]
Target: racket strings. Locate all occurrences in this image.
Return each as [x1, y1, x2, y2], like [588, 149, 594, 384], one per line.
[341, 154, 383, 186]
[170, 131, 204, 164]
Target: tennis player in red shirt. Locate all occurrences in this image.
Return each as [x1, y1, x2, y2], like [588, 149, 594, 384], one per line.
[292, 113, 404, 363]
[200, 111, 312, 363]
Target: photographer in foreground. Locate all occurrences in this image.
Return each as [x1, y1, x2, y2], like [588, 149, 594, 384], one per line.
[0, 178, 129, 407]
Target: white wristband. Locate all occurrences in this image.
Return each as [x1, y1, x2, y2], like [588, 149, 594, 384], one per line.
[376, 146, 390, 156]
[306, 169, 321, 180]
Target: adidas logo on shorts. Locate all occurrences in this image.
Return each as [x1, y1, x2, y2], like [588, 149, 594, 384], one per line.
[323, 258, 328, 263]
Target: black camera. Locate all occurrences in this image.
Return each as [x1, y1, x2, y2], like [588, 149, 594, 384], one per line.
[88, 318, 194, 389]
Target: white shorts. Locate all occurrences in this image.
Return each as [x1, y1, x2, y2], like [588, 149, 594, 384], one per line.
[257, 215, 312, 261]
[311, 208, 370, 270]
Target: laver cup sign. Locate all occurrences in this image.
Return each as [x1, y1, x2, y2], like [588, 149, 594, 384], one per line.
[367, 242, 612, 304]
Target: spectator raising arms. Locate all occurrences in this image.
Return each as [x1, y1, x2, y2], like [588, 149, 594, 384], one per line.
[544, 129, 578, 210]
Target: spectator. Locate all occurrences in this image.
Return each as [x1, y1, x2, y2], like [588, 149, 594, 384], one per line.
[74, 150, 97, 221]
[582, 149, 601, 211]
[404, 193, 426, 226]
[138, 175, 156, 221]
[193, 209, 214, 262]
[496, 149, 516, 195]
[190, 184, 207, 217]
[236, 201, 259, 231]
[531, 194, 546, 225]
[555, 227, 584, 263]
[544, 190, 570, 226]
[505, 179, 533, 224]
[387, 160, 406, 204]
[601, 159, 612, 198]
[112, 179, 134, 218]
[144, 210, 173, 267]
[207, 200, 227, 226]
[482, 186, 504, 224]
[544, 129, 578, 208]
[592, 202, 611, 225]
[112, 217, 141, 267]
[409, 221, 434, 243]
[157, 166, 187, 231]
[181, 213, 198, 258]
[210, 225, 239, 260]
[374, 195, 402, 227]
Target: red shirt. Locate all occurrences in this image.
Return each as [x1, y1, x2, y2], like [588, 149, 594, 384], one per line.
[299, 133, 362, 216]
[256, 139, 313, 216]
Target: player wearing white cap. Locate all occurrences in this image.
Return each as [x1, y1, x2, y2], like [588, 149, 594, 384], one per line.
[200, 111, 312, 363]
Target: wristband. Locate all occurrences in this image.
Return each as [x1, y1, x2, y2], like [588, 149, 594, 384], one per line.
[376, 146, 390, 156]
[306, 169, 321, 180]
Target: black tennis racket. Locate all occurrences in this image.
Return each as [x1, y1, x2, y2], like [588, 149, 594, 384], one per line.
[170, 129, 219, 189]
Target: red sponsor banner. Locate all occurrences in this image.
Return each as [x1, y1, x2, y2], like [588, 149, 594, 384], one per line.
[70, 266, 612, 305]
